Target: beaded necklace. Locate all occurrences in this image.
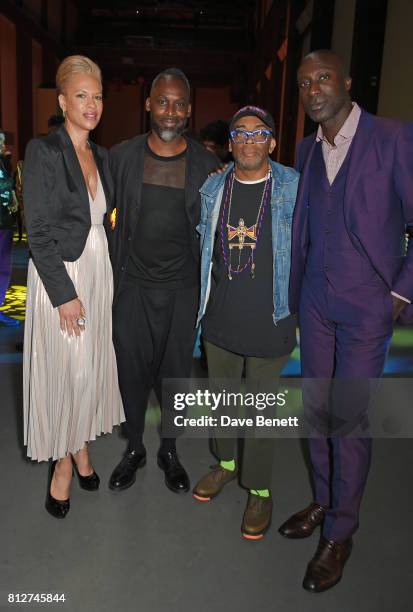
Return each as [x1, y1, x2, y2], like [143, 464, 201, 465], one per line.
[220, 168, 272, 280]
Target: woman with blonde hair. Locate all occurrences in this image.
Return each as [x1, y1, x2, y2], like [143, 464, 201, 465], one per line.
[23, 55, 124, 518]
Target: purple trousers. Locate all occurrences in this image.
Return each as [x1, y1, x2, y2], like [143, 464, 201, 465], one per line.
[299, 275, 393, 542]
[0, 229, 13, 305]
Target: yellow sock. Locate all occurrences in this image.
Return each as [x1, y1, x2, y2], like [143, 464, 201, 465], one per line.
[220, 459, 236, 471]
[250, 489, 270, 497]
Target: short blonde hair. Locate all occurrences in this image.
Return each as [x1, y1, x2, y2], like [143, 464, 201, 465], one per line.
[56, 55, 102, 94]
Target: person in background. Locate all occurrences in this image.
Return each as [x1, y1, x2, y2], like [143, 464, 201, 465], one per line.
[0, 130, 12, 174]
[14, 160, 24, 241]
[47, 114, 65, 134]
[0, 131, 19, 327]
[200, 119, 232, 163]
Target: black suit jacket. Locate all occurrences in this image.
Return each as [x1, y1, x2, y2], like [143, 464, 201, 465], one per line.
[109, 134, 218, 297]
[23, 125, 113, 307]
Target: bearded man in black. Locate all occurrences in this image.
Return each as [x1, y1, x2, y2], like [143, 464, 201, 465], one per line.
[109, 68, 218, 494]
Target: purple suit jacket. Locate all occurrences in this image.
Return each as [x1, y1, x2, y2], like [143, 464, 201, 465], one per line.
[289, 109, 413, 324]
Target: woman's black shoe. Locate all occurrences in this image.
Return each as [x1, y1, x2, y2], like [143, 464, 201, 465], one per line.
[73, 462, 100, 491]
[45, 460, 70, 519]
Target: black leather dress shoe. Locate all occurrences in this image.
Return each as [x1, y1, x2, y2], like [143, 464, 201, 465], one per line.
[303, 536, 353, 593]
[109, 450, 146, 491]
[73, 463, 100, 491]
[157, 450, 190, 493]
[45, 461, 70, 519]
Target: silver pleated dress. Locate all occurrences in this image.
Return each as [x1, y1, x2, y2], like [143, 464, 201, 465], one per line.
[23, 174, 125, 462]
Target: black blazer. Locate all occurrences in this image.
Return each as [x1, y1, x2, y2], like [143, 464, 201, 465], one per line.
[23, 126, 113, 307]
[109, 133, 218, 297]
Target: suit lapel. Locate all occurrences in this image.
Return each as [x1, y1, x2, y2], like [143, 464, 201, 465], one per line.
[126, 141, 144, 233]
[90, 143, 112, 213]
[294, 137, 317, 250]
[110, 137, 145, 240]
[297, 137, 317, 202]
[344, 111, 376, 217]
[57, 126, 90, 207]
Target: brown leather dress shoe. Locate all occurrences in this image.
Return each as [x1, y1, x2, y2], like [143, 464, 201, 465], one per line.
[192, 464, 237, 501]
[303, 536, 353, 592]
[278, 502, 327, 538]
[241, 494, 273, 540]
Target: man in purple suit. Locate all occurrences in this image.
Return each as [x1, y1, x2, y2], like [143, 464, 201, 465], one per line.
[278, 50, 413, 593]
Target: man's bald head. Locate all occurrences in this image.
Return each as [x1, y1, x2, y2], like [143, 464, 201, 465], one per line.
[297, 49, 352, 127]
[300, 50, 349, 79]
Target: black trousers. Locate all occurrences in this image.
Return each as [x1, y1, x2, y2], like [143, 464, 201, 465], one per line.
[113, 277, 198, 452]
[205, 340, 289, 490]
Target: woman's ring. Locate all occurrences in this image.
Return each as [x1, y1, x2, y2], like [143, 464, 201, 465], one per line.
[77, 317, 86, 327]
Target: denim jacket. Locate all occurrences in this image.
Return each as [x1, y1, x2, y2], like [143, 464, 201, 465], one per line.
[196, 160, 299, 327]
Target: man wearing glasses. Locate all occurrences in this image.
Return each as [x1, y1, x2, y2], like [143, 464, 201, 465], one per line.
[192, 106, 299, 539]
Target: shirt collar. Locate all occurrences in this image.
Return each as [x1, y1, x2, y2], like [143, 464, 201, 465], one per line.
[316, 102, 361, 145]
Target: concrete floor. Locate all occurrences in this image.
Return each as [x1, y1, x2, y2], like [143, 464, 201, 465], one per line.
[0, 329, 412, 612]
[0, 242, 412, 611]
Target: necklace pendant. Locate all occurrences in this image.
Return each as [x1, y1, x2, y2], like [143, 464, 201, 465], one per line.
[228, 265, 233, 281]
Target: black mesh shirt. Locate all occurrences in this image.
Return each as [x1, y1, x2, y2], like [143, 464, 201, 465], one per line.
[126, 140, 198, 289]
